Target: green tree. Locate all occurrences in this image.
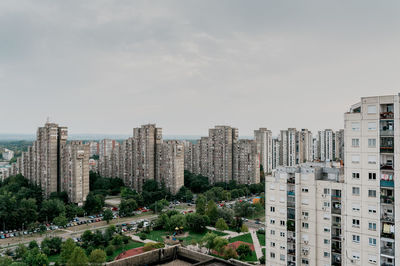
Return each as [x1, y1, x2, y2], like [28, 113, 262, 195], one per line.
[0, 257, 12, 266]
[28, 240, 39, 250]
[236, 244, 252, 260]
[213, 237, 228, 255]
[60, 238, 76, 264]
[67, 247, 88, 266]
[84, 193, 104, 215]
[15, 243, 28, 259]
[205, 200, 218, 224]
[223, 247, 237, 260]
[105, 245, 114, 256]
[215, 218, 228, 231]
[196, 195, 206, 215]
[89, 249, 106, 266]
[103, 209, 113, 224]
[111, 234, 123, 248]
[53, 214, 68, 227]
[201, 232, 217, 253]
[167, 214, 186, 231]
[154, 213, 170, 230]
[186, 213, 209, 233]
[23, 248, 49, 266]
[118, 199, 138, 217]
[40, 199, 65, 222]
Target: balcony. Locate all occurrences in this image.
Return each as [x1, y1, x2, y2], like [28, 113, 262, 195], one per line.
[381, 129, 394, 136]
[287, 177, 295, 184]
[381, 137, 394, 153]
[381, 164, 394, 171]
[381, 195, 395, 205]
[381, 246, 395, 257]
[287, 191, 295, 196]
[381, 112, 394, 120]
[287, 220, 295, 231]
[381, 213, 395, 223]
[288, 249, 295, 255]
[287, 201, 295, 208]
[381, 180, 394, 188]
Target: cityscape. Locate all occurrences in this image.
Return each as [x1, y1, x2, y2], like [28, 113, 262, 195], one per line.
[2, 1, 400, 266]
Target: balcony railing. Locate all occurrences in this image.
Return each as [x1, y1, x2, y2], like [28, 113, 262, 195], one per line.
[381, 112, 394, 119]
[381, 247, 395, 257]
[287, 191, 295, 196]
[381, 213, 395, 223]
[381, 196, 395, 204]
[381, 164, 394, 170]
[381, 129, 394, 136]
[381, 147, 394, 153]
[381, 180, 394, 188]
[332, 208, 341, 215]
[381, 232, 395, 239]
[287, 177, 295, 184]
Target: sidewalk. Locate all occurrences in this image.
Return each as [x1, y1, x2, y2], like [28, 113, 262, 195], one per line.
[250, 229, 263, 260]
[206, 226, 244, 238]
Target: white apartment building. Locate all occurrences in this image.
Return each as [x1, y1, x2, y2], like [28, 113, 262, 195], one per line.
[344, 95, 398, 266]
[265, 162, 344, 266]
[254, 128, 273, 174]
[2, 149, 14, 161]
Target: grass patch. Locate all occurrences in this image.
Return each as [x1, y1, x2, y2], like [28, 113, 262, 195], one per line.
[228, 233, 253, 244]
[140, 229, 227, 245]
[107, 240, 144, 261]
[257, 232, 265, 246]
[48, 254, 60, 263]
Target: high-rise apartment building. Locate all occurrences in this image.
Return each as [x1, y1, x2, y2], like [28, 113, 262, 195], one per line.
[160, 140, 184, 194]
[254, 128, 273, 174]
[89, 141, 99, 157]
[9, 122, 90, 204]
[343, 95, 397, 266]
[235, 139, 260, 184]
[60, 141, 90, 205]
[265, 162, 344, 266]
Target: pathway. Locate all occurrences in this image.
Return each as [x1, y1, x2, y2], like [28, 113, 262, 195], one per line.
[250, 229, 263, 260]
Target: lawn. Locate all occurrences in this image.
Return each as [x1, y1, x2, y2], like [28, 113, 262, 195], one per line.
[48, 254, 60, 263]
[257, 232, 266, 246]
[142, 229, 227, 245]
[107, 240, 145, 261]
[228, 233, 253, 244]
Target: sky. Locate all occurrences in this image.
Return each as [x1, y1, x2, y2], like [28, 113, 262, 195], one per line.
[1, 0, 400, 137]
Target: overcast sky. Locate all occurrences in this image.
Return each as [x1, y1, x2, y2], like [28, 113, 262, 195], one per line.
[1, 0, 400, 137]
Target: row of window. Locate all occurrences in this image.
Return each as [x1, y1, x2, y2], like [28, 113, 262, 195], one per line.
[352, 235, 377, 246]
[351, 219, 377, 230]
[351, 121, 378, 131]
[351, 187, 377, 197]
[352, 172, 377, 180]
[351, 138, 376, 148]
[350, 154, 379, 164]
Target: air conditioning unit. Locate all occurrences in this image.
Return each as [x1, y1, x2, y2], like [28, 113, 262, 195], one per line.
[304, 240, 309, 244]
[322, 194, 326, 198]
[303, 216, 308, 220]
[322, 207, 327, 211]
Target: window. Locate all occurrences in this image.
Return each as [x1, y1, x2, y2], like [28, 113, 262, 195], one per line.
[352, 138, 360, 147]
[270, 252, 275, 258]
[368, 237, 377, 246]
[280, 245, 285, 250]
[352, 122, 360, 131]
[280, 232, 285, 237]
[352, 172, 360, 179]
[369, 172, 376, 180]
[368, 155, 377, 164]
[368, 190, 376, 197]
[270, 242, 275, 247]
[324, 252, 330, 257]
[280, 254, 285, 261]
[367, 105, 377, 114]
[352, 204, 360, 212]
[323, 188, 330, 194]
[352, 219, 360, 227]
[368, 206, 377, 214]
[302, 259, 309, 265]
[324, 239, 330, 244]
[323, 227, 330, 233]
[368, 138, 376, 148]
[368, 222, 377, 231]
[368, 122, 377, 130]
[270, 230, 275, 235]
[270, 207, 275, 212]
[352, 252, 360, 260]
[352, 155, 360, 163]
[302, 222, 309, 229]
[324, 201, 330, 207]
[368, 255, 377, 264]
[352, 234, 360, 243]
[280, 220, 285, 226]
[302, 211, 309, 217]
[352, 187, 360, 196]
[302, 187, 309, 193]
[270, 219, 275, 224]
[270, 196, 275, 202]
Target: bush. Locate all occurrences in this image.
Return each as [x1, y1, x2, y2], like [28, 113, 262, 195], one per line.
[139, 233, 147, 241]
[143, 242, 165, 252]
[223, 247, 237, 260]
[259, 256, 265, 264]
[236, 244, 252, 260]
[105, 245, 114, 256]
[215, 218, 228, 231]
[240, 224, 249, 233]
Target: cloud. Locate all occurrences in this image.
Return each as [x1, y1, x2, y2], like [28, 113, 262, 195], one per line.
[1, 0, 400, 136]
